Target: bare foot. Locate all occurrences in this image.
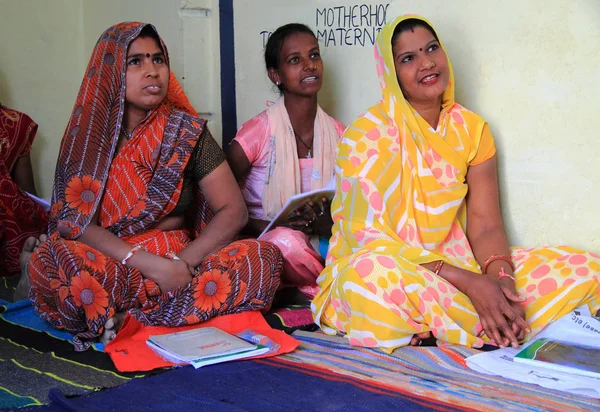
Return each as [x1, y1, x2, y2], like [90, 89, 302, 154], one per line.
[410, 331, 433, 346]
[100, 312, 126, 346]
[14, 235, 47, 301]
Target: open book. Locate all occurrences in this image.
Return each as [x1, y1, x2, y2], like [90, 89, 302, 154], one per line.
[514, 338, 600, 379]
[259, 178, 336, 238]
[147, 326, 269, 369]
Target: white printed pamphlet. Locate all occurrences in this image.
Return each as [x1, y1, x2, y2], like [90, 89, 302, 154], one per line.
[259, 177, 335, 238]
[466, 307, 600, 397]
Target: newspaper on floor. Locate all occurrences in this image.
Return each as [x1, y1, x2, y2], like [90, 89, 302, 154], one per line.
[466, 306, 600, 397]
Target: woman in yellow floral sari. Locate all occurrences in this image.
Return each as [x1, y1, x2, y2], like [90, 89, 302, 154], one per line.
[312, 15, 600, 352]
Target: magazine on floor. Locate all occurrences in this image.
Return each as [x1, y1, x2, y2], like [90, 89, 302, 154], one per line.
[514, 338, 600, 379]
[259, 178, 335, 238]
[466, 307, 600, 397]
[146, 326, 269, 369]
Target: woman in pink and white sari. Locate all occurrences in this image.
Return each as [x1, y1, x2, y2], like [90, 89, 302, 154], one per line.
[227, 23, 344, 300]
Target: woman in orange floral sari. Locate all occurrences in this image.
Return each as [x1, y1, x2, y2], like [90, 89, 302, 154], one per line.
[22, 23, 282, 351]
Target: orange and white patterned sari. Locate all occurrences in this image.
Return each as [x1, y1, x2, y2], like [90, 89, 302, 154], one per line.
[28, 22, 281, 351]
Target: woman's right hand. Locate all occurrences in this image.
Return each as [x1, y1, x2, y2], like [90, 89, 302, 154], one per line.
[464, 274, 529, 348]
[280, 204, 314, 235]
[283, 197, 333, 236]
[499, 277, 530, 341]
[143, 257, 194, 293]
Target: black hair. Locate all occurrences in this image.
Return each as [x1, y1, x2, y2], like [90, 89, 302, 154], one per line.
[137, 25, 166, 56]
[264, 23, 317, 93]
[391, 18, 439, 50]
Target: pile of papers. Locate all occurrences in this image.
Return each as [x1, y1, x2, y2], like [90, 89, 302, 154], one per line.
[467, 307, 600, 397]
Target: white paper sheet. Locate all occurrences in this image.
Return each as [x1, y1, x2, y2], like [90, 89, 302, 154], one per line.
[466, 308, 600, 397]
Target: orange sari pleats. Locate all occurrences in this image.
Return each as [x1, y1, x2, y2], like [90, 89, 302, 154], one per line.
[29, 229, 281, 351]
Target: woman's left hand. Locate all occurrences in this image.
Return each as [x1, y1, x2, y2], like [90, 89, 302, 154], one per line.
[499, 278, 529, 341]
[464, 274, 529, 348]
[285, 197, 333, 237]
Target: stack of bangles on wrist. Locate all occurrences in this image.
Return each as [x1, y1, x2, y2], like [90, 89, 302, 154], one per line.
[433, 260, 444, 276]
[483, 254, 515, 281]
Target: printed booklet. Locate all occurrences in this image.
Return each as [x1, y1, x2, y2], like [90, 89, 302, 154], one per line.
[260, 178, 336, 237]
[514, 338, 600, 379]
[147, 326, 269, 369]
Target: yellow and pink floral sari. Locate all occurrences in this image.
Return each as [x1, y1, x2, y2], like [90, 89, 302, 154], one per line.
[312, 15, 600, 352]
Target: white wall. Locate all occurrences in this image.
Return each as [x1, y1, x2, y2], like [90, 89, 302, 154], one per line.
[0, 0, 85, 199]
[234, 0, 387, 127]
[0, 0, 222, 198]
[233, 0, 600, 251]
[82, 0, 222, 142]
[2, 0, 599, 250]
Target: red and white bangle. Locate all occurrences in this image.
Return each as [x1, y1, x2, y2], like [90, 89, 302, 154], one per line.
[166, 251, 181, 261]
[482, 254, 514, 274]
[497, 267, 515, 281]
[121, 245, 142, 266]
